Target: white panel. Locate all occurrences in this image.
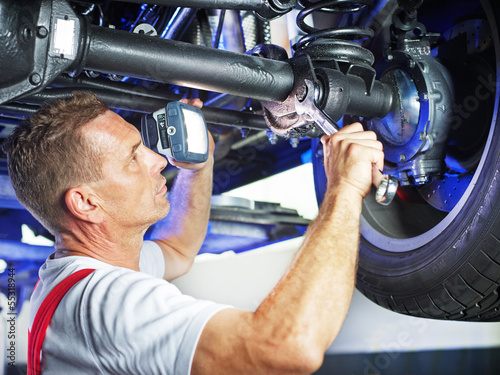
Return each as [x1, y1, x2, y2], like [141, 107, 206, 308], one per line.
[174, 237, 500, 353]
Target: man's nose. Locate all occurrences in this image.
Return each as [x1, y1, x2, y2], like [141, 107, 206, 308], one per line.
[148, 148, 168, 176]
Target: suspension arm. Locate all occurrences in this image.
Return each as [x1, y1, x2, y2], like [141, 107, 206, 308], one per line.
[76, 24, 295, 102]
[112, 0, 296, 20]
[0, 0, 295, 104]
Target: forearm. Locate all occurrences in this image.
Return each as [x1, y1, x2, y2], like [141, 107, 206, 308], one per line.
[193, 187, 363, 375]
[252, 186, 362, 361]
[192, 124, 383, 374]
[150, 158, 214, 277]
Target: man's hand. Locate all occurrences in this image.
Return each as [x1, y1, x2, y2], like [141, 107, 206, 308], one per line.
[321, 122, 385, 200]
[166, 98, 215, 171]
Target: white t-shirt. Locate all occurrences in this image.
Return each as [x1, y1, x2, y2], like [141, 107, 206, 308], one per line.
[29, 241, 228, 375]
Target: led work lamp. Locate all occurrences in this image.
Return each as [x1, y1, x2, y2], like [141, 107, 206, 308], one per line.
[141, 102, 209, 163]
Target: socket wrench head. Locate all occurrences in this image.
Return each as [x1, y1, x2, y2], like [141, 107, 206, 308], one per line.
[376, 175, 399, 206]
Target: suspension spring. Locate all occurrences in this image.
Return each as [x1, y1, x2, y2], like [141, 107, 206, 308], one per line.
[294, 0, 375, 67]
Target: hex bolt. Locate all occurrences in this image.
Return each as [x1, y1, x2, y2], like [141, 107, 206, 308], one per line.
[399, 153, 406, 162]
[267, 130, 278, 145]
[407, 59, 416, 69]
[29, 73, 42, 86]
[296, 84, 308, 102]
[36, 26, 48, 38]
[290, 138, 300, 148]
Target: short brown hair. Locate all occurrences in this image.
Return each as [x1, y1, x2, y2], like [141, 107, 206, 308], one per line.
[2, 92, 108, 234]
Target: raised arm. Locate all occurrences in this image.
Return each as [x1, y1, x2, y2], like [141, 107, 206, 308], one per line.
[150, 98, 215, 281]
[192, 123, 385, 374]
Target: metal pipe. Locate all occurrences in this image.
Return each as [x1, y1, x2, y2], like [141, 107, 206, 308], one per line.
[201, 107, 268, 130]
[116, 0, 275, 12]
[345, 75, 393, 119]
[70, 0, 296, 19]
[50, 78, 269, 129]
[22, 89, 168, 113]
[80, 25, 295, 102]
[162, 7, 199, 40]
[52, 75, 182, 102]
[0, 104, 38, 119]
[19, 88, 269, 130]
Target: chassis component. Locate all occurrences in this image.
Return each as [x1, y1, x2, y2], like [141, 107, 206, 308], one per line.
[1, 0, 451, 189]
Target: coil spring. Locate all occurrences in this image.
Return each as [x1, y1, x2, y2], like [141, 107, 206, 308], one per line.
[294, 0, 375, 67]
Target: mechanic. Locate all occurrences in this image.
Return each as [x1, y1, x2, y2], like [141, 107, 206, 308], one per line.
[3, 92, 384, 374]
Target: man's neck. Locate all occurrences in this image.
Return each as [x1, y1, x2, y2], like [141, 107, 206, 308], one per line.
[53, 222, 145, 272]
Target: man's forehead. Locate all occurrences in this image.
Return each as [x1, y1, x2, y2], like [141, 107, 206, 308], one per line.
[83, 111, 140, 150]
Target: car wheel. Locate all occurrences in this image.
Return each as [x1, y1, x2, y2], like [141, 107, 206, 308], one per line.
[313, 0, 500, 321]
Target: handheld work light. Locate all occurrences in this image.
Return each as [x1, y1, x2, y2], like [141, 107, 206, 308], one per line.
[141, 102, 209, 163]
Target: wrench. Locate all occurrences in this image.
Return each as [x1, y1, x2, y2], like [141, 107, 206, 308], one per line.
[295, 79, 398, 206]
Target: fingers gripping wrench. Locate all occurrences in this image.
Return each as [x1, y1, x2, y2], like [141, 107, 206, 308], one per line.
[295, 79, 398, 206]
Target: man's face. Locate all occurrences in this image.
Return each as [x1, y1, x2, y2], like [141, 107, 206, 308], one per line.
[84, 110, 169, 229]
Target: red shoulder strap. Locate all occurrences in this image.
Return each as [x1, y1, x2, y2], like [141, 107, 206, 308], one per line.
[28, 268, 95, 375]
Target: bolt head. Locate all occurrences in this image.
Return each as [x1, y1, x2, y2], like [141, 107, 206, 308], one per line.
[266, 130, 278, 145]
[296, 84, 308, 102]
[29, 73, 42, 86]
[36, 26, 48, 38]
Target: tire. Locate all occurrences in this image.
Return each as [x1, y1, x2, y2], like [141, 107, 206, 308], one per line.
[313, 0, 500, 321]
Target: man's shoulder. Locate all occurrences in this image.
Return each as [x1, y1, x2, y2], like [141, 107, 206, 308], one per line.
[38, 254, 117, 287]
[39, 253, 164, 292]
[31, 255, 163, 313]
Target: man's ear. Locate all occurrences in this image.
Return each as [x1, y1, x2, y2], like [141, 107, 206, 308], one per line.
[65, 186, 104, 224]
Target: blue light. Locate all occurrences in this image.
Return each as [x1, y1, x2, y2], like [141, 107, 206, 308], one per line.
[301, 149, 313, 164]
[445, 155, 468, 173]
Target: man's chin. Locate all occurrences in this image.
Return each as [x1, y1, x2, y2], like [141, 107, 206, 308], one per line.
[159, 200, 170, 219]
[145, 204, 170, 231]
